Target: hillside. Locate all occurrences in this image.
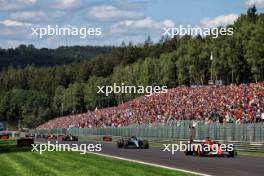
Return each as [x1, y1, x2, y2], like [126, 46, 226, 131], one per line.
[0, 45, 112, 70]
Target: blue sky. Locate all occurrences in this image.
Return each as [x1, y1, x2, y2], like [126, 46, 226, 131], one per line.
[145, 0, 246, 24]
[0, 0, 263, 48]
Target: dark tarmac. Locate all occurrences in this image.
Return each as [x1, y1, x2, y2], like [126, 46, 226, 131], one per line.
[38, 139, 264, 176]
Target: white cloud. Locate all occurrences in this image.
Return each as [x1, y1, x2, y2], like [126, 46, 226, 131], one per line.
[87, 5, 145, 21]
[51, 0, 81, 10]
[10, 11, 45, 21]
[0, 19, 32, 46]
[163, 20, 175, 28]
[0, 0, 36, 11]
[111, 17, 175, 33]
[246, 0, 264, 8]
[17, 0, 36, 4]
[6, 40, 27, 47]
[114, 0, 146, 10]
[10, 11, 66, 22]
[200, 14, 238, 28]
[0, 19, 31, 27]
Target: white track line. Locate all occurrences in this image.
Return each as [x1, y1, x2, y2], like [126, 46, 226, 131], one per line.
[36, 141, 211, 176]
[87, 151, 212, 176]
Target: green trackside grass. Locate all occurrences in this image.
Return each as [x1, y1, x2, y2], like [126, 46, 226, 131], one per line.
[237, 151, 264, 157]
[0, 140, 193, 176]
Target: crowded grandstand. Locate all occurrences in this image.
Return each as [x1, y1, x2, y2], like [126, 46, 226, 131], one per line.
[38, 82, 264, 129]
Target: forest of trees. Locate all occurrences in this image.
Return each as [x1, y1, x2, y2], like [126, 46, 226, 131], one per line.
[0, 7, 263, 129]
[0, 45, 112, 70]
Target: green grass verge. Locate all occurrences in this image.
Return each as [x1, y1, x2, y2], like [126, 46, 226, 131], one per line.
[237, 151, 264, 157]
[0, 140, 193, 176]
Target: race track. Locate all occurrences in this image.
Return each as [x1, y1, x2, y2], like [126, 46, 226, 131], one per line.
[39, 139, 264, 176]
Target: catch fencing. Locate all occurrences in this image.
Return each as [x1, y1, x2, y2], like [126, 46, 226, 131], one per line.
[35, 121, 264, 142]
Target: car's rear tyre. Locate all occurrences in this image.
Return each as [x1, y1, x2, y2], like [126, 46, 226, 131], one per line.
[117, 143, 123, 148]
[227, 150, 235, 157]
[117, 139, 124, 148]
[196, 146, 203, 156]
[184, 150, 193, 155]
[185, 144, 193, 155]
[124, 141, 129, 149]
[142, 140, 149, 149]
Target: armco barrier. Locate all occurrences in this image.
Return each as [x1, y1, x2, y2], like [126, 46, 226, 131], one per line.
[75, 135, 264, 152]
[34, 121, 264, 151]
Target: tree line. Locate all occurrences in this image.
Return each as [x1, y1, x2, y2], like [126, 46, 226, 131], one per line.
[0, 45, 112, 70]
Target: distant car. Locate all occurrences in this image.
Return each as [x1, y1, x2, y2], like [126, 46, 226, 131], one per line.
[103, 136, 112, 141]
[62, 135, 78, 141]
[117, 136, 149, 149]
[184, 137, 236, 157]
[47, 134, 57, 140]
[39, 134, 48, 139]
[17, 138, 34, 147]
[0, 133, 9, 140]
[25, 133, 35, 138]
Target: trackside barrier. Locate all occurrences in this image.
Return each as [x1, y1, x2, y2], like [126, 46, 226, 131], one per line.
[34, 121, 264, 151]
[77, 135, 264, 152]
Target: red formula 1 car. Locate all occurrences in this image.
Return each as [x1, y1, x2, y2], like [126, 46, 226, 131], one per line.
[184, 137, 236, 157]
[103, 136, 112, 141]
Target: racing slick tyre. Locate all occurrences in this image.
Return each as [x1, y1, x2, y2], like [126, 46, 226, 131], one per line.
[196, 146, 203, 157]
[184, 150, 193, 155]
[184, 144, 193, 155]
[142, 140, 149, 149]
[117, 139, 124, 148]
[124, 141, 129, 149]
[227, 150, 235, 157]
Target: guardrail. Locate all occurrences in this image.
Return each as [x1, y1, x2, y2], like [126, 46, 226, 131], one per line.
[76, 135, 264, 152]
[35, 122, 264, 141]
[34, 121, 264, 151]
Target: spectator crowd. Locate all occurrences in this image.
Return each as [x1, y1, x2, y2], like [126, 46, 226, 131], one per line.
[38, 82, 264, 129]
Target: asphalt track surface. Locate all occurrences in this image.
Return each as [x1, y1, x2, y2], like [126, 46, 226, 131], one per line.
[38, 139, 264, 176]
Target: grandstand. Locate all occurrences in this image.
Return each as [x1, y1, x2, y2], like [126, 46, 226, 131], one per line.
[38, 82, 264, 129]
